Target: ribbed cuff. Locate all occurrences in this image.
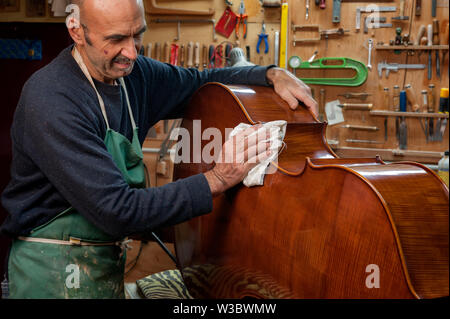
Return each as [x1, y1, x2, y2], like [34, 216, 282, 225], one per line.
[184, 174, 213, 218]
[248, 65, 277, 86]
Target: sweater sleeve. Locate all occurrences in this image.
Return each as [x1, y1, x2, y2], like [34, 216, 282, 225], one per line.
[22, 81, 212, 238]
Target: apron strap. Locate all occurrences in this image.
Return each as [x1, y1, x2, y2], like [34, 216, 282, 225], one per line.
[72, 46, 138, 132]
[17, 236, 133, 258]
[118, 77, 137, 131]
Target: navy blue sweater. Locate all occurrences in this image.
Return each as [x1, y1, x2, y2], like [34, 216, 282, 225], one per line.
[1, 45, 272, 238]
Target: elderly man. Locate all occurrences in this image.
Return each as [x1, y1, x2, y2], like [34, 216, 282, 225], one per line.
[1, 0, 316, 298]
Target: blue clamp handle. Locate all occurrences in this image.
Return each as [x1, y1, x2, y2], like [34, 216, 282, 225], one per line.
[257, 34, 268, 54]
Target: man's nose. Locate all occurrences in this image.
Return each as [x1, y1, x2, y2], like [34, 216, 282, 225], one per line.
[121, 37, 138, 61]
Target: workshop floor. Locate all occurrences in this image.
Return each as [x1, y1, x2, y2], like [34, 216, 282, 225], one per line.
[124, 240, 177, 298]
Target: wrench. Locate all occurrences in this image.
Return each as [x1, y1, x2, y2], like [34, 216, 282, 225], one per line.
[367, 39, 373, 70]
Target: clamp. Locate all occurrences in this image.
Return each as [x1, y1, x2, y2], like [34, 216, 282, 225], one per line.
[236, 0, 248, 39]
[257, 22, 269, 54]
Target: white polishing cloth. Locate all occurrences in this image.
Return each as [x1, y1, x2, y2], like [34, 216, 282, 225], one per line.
[229, 120, 287, 187]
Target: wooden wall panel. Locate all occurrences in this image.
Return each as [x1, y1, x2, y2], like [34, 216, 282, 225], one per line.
[143, 1, 448, 164]
[287, 0, 448, 163]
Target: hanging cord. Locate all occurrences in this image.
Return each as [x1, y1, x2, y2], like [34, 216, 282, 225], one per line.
[124, 240, 145, 275]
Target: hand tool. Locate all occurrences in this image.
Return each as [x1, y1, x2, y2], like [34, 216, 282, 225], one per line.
[180, 44, 185, 67]
[257, 22, 269, 54]
[170, 43, 179, 65]
[346, 139, 383, 144]
[433, 19, 440, 79]
[364, 16, 392, 34]
[208, 44, 215, 68]
[377, 61, 426, 78]
[280, 2, 288, 68]
[246, 45, 251, 62]
[319, 89, 326, 122]
[225, 0, 233, 5]
[236, 0, 248, 39]
[154, 42, 161, 61]
[427, 24, 433, 80]
[415, 0, 421, 16]
[428, 84, 436, 140]
[392, 0, 409, 21]
[146, 43, 152, 58]
[435, 88, 449, 141]
[315, 0, 320, 5]
[338, 92, 371, 101]
[215, 6, 237, 38]
[337, 103, 373, 110]
[383, 87, 390, 110]
[367, 39, 373, 70]
[215, 45, 224, 68]
[202, 44, 208, 69]
[432, 0, 437, 17]
[442, 22, 449, 68]
[292, 25, 349, 45]
[414, 25, 426, 45]
[151, 19, 217, 42]
[393, 85, 400, 141]
[421, 89, 430, 142]
[225, 43, 233, 67]
[404, 84, 420, 112]
[194, 42, 200, 68]
[383, 87, 390, 140]
[187, 41, 194, 68]
[288, 56, 301, 76]
[306, 0, 310, 20]
[355, 6, 396, 32]
[145, 0, 214, 16]
[341, 124, 379, 131]
[163, 41, 170, 63]
[291, 57, 368, 86]
[261, 0, 281, 7]
[320, 0, 326, 9]
[274, 31, 280, 66]
[308, 50, 318, 62]
[399, 91, 408, 150]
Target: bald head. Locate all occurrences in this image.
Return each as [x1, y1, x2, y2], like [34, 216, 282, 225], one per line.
[67, 0, 147, 84]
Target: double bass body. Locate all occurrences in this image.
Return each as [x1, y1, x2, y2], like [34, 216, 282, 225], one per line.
[173, 83, 449, 299]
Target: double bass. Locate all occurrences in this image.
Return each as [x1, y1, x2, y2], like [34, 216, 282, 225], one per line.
[172, 83, 449, 299]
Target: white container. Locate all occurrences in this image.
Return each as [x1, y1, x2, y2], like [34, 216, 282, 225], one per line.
[438, 151, 449, 187]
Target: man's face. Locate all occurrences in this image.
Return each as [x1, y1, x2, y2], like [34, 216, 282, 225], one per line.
[78, 0, 147, 83]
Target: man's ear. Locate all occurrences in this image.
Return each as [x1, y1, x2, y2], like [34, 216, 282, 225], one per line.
[65, 4, 83, 45]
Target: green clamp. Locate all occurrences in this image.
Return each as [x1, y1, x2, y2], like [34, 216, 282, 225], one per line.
[291, 57, 368, 87]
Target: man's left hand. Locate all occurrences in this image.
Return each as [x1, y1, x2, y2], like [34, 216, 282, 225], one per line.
[266, 67, 318, 118]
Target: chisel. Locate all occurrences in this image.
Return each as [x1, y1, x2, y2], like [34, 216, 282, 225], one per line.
[337, 103, 373, 110]
[399, 91, 407, 150]
[433, 19, 440, 79]
[187, 41, 194, 68]
[202, 44, 208, 69]
[194, 42, 200, 69]
[427, 24, 433, 80]
[405, 84, 420, 112]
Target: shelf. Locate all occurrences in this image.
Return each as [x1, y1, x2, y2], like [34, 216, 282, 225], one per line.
[370, 110, 449, 118]
[375, 45, 449, 51]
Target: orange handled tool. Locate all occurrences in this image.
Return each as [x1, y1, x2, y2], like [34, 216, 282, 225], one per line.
[236, 0, 248, 39]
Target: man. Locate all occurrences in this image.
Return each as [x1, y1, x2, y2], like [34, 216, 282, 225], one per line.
[1, 0, 316, 298]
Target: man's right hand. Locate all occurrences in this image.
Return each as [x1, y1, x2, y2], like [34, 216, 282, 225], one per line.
[204, 125, 272, 196]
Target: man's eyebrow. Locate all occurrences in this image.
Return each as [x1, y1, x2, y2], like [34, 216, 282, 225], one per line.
[104, 26, 147, 41]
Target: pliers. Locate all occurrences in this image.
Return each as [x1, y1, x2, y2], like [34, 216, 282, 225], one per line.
[257, 22, 268, 54]
[235, 0, 248, 39]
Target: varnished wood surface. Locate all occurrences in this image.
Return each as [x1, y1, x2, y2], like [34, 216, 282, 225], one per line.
[174, 83, 449, 299]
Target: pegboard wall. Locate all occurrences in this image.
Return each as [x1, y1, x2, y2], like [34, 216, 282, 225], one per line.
[143, 0, 449, 164]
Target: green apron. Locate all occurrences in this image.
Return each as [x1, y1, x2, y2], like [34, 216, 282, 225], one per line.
[7, 47, 146, 299]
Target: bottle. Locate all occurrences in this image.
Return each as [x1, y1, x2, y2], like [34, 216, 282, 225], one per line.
[438, 151, 449, 187]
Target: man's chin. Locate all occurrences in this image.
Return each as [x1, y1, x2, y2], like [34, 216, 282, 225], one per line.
[111, 65, 134, 78]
